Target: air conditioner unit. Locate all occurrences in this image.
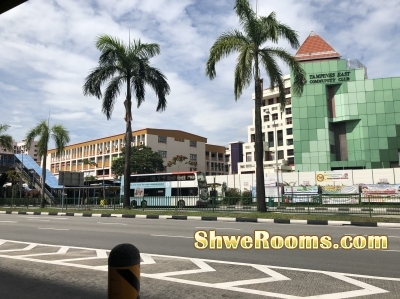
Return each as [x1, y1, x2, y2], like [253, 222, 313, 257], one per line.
[140, 141, 144, 145]
[263, 109, 269, 113]
[281, 159, 288, 166]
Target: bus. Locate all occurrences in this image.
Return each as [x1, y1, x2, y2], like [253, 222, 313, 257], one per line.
[120, 171, 209, 208]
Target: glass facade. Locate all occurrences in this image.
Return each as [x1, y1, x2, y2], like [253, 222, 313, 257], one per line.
[292, 59, 400, 171]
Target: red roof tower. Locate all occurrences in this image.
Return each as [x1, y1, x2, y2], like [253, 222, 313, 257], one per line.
[295, 31, 341, 62]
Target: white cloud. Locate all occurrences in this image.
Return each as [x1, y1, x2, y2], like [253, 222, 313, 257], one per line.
[0, 0, 399, 149]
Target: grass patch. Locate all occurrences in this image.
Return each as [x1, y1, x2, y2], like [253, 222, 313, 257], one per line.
[1, 206, 400, 223]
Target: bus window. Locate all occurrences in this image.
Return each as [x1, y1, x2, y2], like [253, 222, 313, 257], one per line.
[172, 188, 198, 196]
[143, 188, 166, 196]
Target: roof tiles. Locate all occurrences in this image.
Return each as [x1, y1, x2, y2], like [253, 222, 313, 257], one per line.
[295, 31, 340, 62]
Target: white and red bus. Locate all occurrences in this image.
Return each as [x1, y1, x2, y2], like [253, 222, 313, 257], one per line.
[120, 171, 208, 208]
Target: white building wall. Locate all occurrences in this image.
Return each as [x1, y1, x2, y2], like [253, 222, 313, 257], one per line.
[0, 139, 39, 162]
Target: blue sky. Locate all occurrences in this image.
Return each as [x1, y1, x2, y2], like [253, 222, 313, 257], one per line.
[1, 0, 400, 149]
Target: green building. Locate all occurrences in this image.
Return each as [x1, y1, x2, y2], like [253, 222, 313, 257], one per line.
[292, 32, 400, 171]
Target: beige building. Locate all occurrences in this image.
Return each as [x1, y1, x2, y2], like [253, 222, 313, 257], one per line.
[46, 128, 228, 180]
[238, 75, 294, 174]
[0, 139, 39, 163]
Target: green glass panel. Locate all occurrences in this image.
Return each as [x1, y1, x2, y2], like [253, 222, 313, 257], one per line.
[371, 150, 380, 161]
[366, 103, 375, 115]
[307, 96, 316, 107]
[301, 141, 310, 152]
[393, 101, 400, 112]
[355, 70, 364, 81]
[348, 94, 357, 104]
[364, 151, 371, 161]
[392, 89, 400, 101]
[387, 125, 397, 137]
[370, 138, 379, 150]
[293, 118, 301, 128]
[317, 129, 326, 140]
[349, 104, 358, 116]
[320, 62, 329, 73]
[365, 91, 375, 103]
[375, 90, 384, 102]
[356, 81, 364, 91]
[379, 138, 388, 149]
[337, 60, 347, 69]
[300, 118, 309, 129]
[389, 149, 398, 160]
[373, 79, 383, 90]
[305, 63, 314, 73]
[384, 102, 394, 113]
[347, 82, 356, 93]
[383, 90, 393, 101]
[392, 77, 400, 89]
[328, 60, 338, 72]
[376, 113, 387, 125]
[377, 126, 387, 137]
[358, 103, 367, 115]
[313, 63, 322, 74]
[299, 107, 307, 118]
[314, 84, 323, 95]
[308, 129, 317, 140]
[308, 118, 317, 130]
[375, 102, 385, 114]
[357, 92, 366, 103]
[300, 130, 309, 140]
[386, 113, 395, 125]
[369, 126, 378, 137]
[308, 106, 316, 117]
[364, 80, 374, 91]
[382, 78, 392, 90]
[316, 117, 325, 128]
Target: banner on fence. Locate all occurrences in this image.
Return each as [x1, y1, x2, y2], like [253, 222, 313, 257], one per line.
[361, 184, 400, 202]
[252, 186, 279, 202]
[321, 185, 359, 195]
[283, 186, 319, 203]
[316, 171, 349, 183]
[284, 186, 318, 194]
[322, 197, 359, 204]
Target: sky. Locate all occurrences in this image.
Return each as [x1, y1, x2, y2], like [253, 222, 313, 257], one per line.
[1, 0, 400, 149]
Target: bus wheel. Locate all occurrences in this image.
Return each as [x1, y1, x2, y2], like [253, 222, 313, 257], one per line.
[141, 200, 147, 208]
[131, 200, 137, 208]
[177, 200, 185, 209]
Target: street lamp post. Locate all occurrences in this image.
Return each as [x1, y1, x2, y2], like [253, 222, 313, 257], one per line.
[266, 109, 280, 207]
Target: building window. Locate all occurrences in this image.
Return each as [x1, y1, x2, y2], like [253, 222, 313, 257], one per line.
[286, 128, 293, 135]
[268, 98, 274, 105]
[251, 134, 255, 142]
[158, 150, 167, 158]
[287, 139, 293, 146]
[286, 117, 292, 124]
[264, 115, 270, 122]
[246, 152, 252, 162]
[158, 136, 167, 143]
[285, 88, 291, 95]
[272, 113, 278, 120]
[262, 99, 266, 106]
[287, 149, 294, 156]
[285, 108, 291, 115]
[285, 98, 291, 105]
[190, 140, 197, 147]
[288, 157, 294, 165]
[190, 154, 197, 161]
[278, 150, 284, 159]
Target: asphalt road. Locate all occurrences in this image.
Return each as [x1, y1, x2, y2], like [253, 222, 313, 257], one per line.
[1, 213, 400, 298]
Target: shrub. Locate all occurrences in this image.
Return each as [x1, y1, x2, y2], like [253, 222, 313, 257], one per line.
[223, 188, 241, 205]
[241, 190, 252, 205]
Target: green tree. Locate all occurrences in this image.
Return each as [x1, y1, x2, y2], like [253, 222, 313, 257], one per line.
[205, 0, 305, 212]
[111, 145, 165, 177]
[166, 155, 197, 172]
[25, 120, 70, 208]
[83, 34, 170, 209]
[0, 124, 13, 152]
[6, 170, 21, 205]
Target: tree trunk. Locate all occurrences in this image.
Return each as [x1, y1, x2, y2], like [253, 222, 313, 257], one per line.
[41, 152, 47, 208]
[123, 79, 132, 209]
[254, 73, 267, 212]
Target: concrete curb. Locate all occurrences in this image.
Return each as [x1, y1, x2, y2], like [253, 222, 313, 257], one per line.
[2, 210, 400, 227]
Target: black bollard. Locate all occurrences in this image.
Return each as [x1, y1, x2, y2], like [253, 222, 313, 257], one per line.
[108, 243, 140, 299]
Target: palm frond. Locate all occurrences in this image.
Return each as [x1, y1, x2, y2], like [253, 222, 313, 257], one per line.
[206, 30, 249, 80]
[51, 125, 70, 157]
[82, 65, 119, 99]
[233, 45, 253, 100]
[143, 65, 170, 111]
[131, 40, 160, 60]
[263, 47, 306, 96]
[0, 124, 13, 152]
[277, 23, 300, 49]
[234, 0, 257, 38]
[102, 75, 125, 119]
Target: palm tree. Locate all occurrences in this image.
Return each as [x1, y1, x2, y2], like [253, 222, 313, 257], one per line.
[206, 0, 306, 212]
[0, 124, 13, 152]
[25, 120, 70, 208]
[83, 34, 170, 209]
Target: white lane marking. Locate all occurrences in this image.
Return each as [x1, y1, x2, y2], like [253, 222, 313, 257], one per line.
[28, 219, 50, 222]
[0, 221, 17, 223]
[96, 222, 127, 225]
[0, 239, 397, 298]
[195, 227, 241, 230]
[141, 253, 156, 265]
[38, 228, 70, 231]
[0, 243, 37, 252]
[96, 250, 108, 258]
[24, 217, 68, 220]
[151, 234, 193, 239]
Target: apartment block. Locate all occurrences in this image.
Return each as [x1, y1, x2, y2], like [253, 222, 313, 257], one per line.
[0, 139, 39, 163]
[46, 128, 228, 180]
